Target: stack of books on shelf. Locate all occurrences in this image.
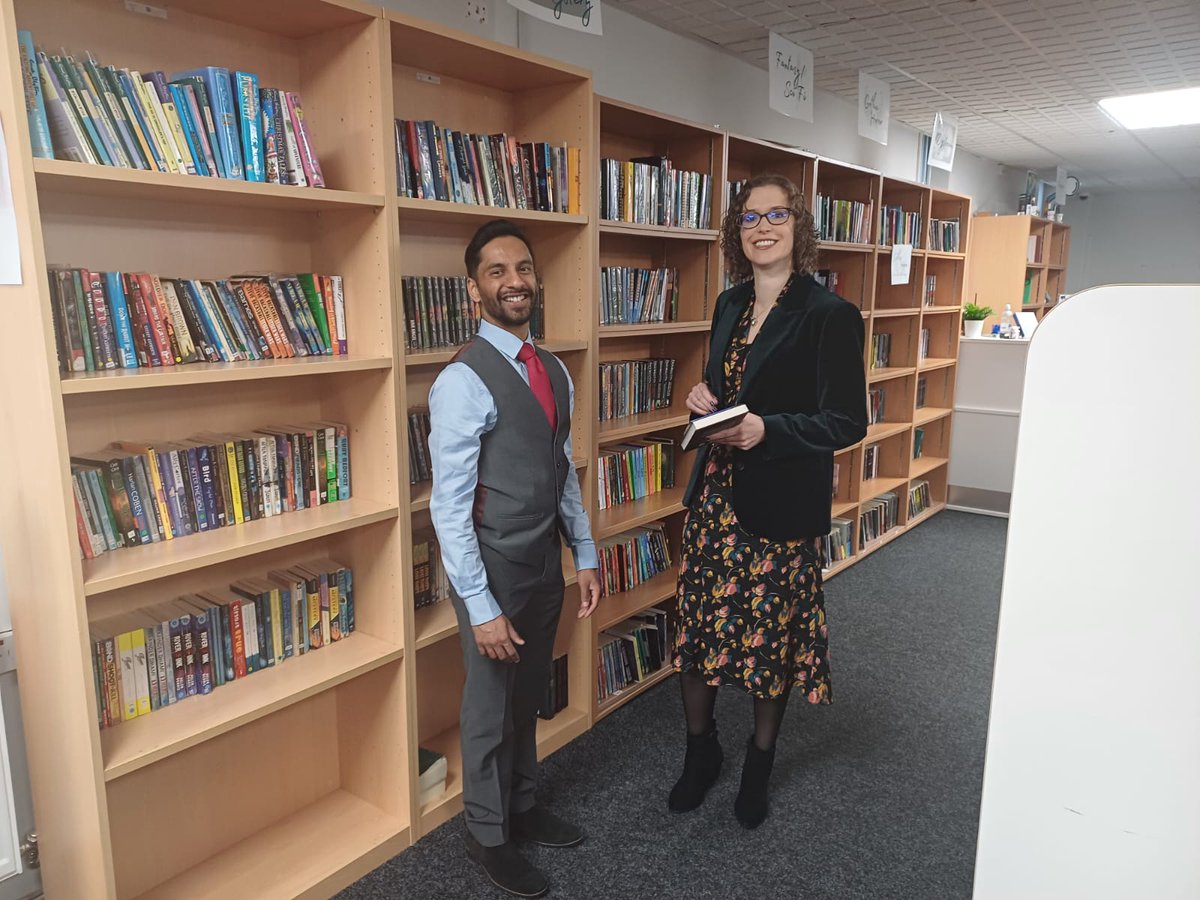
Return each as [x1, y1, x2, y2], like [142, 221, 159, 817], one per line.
[814, 195, 874, 244]
[407, 409, 432, 485]
[537, 653, 570, 720]
[599, 266, 678, 325]
[860, 493, 899, 544]
[726, 179, 745, 212]
[913, 427, 925, 459]
[863, 443, 880, 480]
[909, 480, 933, 517]
[91, 558, 354, 729]
[71, 425, 349, 560]
[924, 274, 937, 307]
[20, 32, 325, 185]
[395, 119, 581, 214]
[402, 275, 483, 352]
[598, 358, 676, 421]
[48, 268, 346, 373]
[597, 607, 671, 703]
[600, 157, 712, 229]
[868, 388, 886, 425]
[597, 438, 676, 510]
[597, 523, 672, 596]
[916, 375, 928, 408]
[412, 531, 451, 610]
[821, 518, 853, 569]
[870, 333, 891, 369]
[928, 218, 961, 252]
[813, 269, 843, 296]
[919, 327, 930, 359]
[878, 206, 921, 246]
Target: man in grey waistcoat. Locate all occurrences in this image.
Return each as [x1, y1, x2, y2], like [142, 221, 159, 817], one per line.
[428, 219, 601, 899]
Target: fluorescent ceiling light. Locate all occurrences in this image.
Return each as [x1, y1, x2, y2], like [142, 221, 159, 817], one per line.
[1098, 86, 1200, 129]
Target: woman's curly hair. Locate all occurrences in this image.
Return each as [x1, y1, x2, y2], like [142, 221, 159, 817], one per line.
[720, 173, 819, 284]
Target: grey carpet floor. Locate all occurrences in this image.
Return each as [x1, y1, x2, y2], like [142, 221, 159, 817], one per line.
[338, 510, 1006, 900]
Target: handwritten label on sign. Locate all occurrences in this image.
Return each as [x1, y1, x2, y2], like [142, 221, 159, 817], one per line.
[858, 72, 890, 145]
[768, 32, 813, 122]
[507, 0, 603, 34]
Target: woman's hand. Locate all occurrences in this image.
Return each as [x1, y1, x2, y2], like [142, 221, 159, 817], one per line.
[708, 413, 766, 450]
[686, 381, 719, 416]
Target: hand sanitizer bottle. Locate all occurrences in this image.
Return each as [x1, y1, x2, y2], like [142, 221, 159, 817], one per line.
[1000, 304, 1016, 338]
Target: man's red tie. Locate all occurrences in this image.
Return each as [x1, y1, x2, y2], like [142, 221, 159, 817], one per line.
[517, 342, 558, 431]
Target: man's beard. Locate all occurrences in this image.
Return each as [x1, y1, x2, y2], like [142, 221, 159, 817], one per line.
[483, 286, 534, 327]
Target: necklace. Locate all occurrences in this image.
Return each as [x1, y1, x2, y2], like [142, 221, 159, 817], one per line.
[749, 274, 795, 326]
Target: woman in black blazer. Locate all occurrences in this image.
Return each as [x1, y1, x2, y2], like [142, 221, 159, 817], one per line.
[668, 173, 867, 828]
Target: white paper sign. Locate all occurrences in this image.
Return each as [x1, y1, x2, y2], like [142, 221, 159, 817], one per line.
[768, 32, 814, 122]
[929, 111, 959, 171]
[891, 243, 913, 285]
[507, 0, 602, 34]
[0, 118, 21, 286]
[858, 72, 890, 145]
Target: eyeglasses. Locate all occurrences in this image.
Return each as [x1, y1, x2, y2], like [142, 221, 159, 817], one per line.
[739, 207, 792, 229]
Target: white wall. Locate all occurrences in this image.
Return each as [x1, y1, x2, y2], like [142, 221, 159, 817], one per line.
[1064, 187, 1200, 292]
[380, 1, 1015, 209]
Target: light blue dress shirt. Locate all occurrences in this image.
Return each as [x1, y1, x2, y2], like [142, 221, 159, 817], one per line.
[428, 320, 598, 626]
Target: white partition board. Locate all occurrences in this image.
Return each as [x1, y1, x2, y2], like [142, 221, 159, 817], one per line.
[974, 285, 1200, 898]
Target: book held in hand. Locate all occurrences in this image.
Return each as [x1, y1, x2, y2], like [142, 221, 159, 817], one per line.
[680, 403, 749, 452]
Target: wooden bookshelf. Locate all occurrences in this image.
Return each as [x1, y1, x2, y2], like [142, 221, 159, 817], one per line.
[966, 213, 1070, 322]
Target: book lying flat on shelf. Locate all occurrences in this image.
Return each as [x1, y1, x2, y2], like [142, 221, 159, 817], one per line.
[418, 746, 448, 807]
[680, 404, 749, 452]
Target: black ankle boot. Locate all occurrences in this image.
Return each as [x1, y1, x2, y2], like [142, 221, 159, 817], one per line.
[668, 721, 723, 812]
[734, 735, 776, 829]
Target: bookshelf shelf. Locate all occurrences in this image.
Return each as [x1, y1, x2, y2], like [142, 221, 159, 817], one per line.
[869, 366, 918, 383]
[417, 725, 464, 835]
[823, 555, 857, 579]
[83, 500, 399, 596]
[598, 221, 719, 241]
[134, 789, 409, 900]
[536, 707, 588, 759]
[413, 602, 456, 650]
[596, 664, 673, 720]
[927, 250, 967, 261]
[59, 356, 394, 394]
[866, 421, 912, 443]
[32, 158, 387, 212]
[102, 636, 404, 781]
[904, 501, 947, 530]
[595, 484, 687, 540]
[873, 308, 920, 319]
[918, 358, 957, 372]
[910, 455, 949, 480]
[409, 482, 431, 513]
[913, 406, 954, 427]
[599, 321, 711, 338]
[861, 475, 908, 499]
[396, 196, 588, 227]
[922, 305, 962, 315]
[596, 569, 677, 632]
[598, 408, 691, 443]
[404, 339, 589, 367]
[831, 500, 858, 519]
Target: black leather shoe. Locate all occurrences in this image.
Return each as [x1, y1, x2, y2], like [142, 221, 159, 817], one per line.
[464, 832, 549, 898]
[734, 734, 777, 830]
[510, 806, 585, 848]
[668, 721, 724, 812]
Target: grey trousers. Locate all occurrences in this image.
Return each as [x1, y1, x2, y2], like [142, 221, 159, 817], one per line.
[452, 540, 565, 847]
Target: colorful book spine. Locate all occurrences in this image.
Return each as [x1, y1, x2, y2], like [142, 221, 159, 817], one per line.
[233, 71, 264, 182]
[17, 31, 52, 159]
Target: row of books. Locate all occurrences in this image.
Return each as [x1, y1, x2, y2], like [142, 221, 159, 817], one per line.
[863, 443, 881, 480]
[861, 492, 899, 544]
[395, 119, 581, 214]
[412, 532, 451, 610]
[597, 607, 672, 703]
[407, 410, 433, 484]
[537, 654, 571, 720]
[909, 480, 933, 518]
[924, 274, 938, 307]
[72, 425, 349, 560]
[600, 158, 713, 229]
[928, 218, 961, 253]
[868, 388, 886, 425]
[919, 327, 931, 359]
[598, 358, 677, 422]
[19, 34, 323, 185]
[916, 375, 928, 408]
[870, 333, 891, 369]
[597, 439, 676, 510]
[597, 524, 673, 597]
[726, 180, 745, 214]
[48, 267, 346, 374]
[813, 269, 845, 297]
[879, 206, 921, 247]
[402, 275, 478, 352]
[821, 517, 853, 569]
[91, 558, 354, 729]
[599, 266, 679, 325]
[913, 427, 926, 460]
[815, 195, 874, 244]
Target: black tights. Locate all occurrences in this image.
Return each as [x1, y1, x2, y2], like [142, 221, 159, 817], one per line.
[680, 669, 792, 751]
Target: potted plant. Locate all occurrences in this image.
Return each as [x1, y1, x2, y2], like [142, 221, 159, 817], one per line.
[963, 302, 993, 338]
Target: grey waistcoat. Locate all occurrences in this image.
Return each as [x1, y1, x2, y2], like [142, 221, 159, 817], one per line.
[455, 337, 571, 568]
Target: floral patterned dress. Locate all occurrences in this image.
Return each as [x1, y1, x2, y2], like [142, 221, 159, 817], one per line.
[672, 288, 832, 703]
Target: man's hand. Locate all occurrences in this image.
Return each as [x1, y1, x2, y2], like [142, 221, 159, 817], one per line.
[472, 614, 525, 663]
[708, 412, 766, 450]
[576, 569, 601, 619]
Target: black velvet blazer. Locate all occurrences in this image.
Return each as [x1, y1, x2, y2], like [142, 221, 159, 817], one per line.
[682, 274, 868, 541]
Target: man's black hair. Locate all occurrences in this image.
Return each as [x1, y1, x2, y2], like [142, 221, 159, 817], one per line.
[464, 219, 536, 280]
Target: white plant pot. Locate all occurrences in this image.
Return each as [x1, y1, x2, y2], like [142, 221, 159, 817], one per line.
[964, 318, 985, 338]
